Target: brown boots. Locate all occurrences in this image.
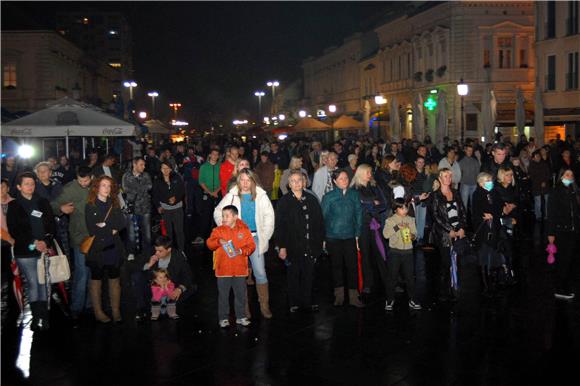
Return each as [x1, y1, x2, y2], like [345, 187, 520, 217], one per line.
[89, 280, 111, 323]
[333, 287, 345, 306]
[348, 289, 365, 308]
[108, 278, 122, 323]
[256, 283, 272, 319]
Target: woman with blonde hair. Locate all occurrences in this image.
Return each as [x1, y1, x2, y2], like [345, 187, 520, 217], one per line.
[214, 168, 275, 318]
[351, 164, 389, 299]
[85, 175, 126, 323]
[280, 155, 310, 195]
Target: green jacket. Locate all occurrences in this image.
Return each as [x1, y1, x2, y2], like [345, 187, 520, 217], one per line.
[51, 179, 90, 247]
[321, 188, 362, 240]
[199, 161, 221, 192]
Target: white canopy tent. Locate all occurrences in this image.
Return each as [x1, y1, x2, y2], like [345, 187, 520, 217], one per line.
[1, 97, 136, 157]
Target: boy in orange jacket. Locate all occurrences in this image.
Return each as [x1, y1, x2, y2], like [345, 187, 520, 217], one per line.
[207, 205, 256, 328]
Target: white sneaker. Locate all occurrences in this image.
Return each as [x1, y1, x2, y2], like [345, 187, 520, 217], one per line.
[127, 253, 135, 261]
[192, 237, 204, 245]
[236, 317, 251, 326]
[408, 300, 422, 310]
[219, 319, 230, 328]
[385, 300, 394, 311]
[554, 292, 575, 300]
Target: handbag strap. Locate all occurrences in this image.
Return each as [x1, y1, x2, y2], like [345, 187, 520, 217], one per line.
[103, 205, 113, 222]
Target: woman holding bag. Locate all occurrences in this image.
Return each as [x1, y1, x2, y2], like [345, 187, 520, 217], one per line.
[85, 176, 126, 323]
[7, 172, 56, 331]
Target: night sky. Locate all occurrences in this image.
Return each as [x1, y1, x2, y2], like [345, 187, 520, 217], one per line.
[2, 2, 391, 127]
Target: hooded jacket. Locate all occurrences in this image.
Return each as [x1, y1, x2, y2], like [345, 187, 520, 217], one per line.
[207, 219, 255, 277]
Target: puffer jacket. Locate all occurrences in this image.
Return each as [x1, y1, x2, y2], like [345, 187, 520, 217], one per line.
[207, 219, 255, 277]
[213, 186, 275, 255]
[547, 182, 580, 235]
[321, 187, 362, 240]
[430, 188, 467, 248]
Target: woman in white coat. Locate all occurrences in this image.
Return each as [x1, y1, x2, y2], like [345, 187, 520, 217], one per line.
[214, 168, 275, 318]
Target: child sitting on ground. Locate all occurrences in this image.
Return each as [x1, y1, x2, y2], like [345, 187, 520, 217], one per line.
[383, 198, 422, 311]
[206, 205, 256, 328]
[150, 268, 179, 320]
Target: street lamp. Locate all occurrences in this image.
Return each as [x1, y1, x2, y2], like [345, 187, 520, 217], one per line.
[328, 104, 337, 114]
[266, 80, 280, 114]
[254, 91, 265, 124]
[123, 81, 137, 99]
[169, 103, 182, 120]
[457, 78, 469, 144]
[147, 91, 158, 118]
[138, 111, 147, 119]
[278, 113, 286, 121]
[374, 95, 387, 137]
[298, 110, 307, 118]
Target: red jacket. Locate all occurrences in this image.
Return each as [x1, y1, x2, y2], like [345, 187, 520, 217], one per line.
[219, 159, 235, 195]
[206, 219, 255, 277]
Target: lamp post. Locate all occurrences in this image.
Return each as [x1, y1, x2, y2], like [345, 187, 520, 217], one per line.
[298, 110, 307, 118]
[374, 95, 387, 138]
[147, 91, 158, 118]
[169, 103, 182, 120]
[457, 78, 469, 144]
[254, 91, 265, 124]
[123, 81, 137, 100]
[266, 80, 280, 115]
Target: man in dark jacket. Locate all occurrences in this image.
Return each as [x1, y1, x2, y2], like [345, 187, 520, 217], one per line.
[481, 143, 511, 178]
[528, 150, 552, 221]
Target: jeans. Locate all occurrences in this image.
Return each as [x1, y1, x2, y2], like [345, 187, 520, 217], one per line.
[16, 256, 46, 303]
[460, 184, 476, 212]
[534, 194, 549, 220]
[217, 276, 246, 320]
[415, 204, 427, 240]
[249, 235, 268, 284]
[326, 238, 358, 289]
[127, 213, 152, 254]
[71, 247, 90, 315]
[162, 208, 185, 252]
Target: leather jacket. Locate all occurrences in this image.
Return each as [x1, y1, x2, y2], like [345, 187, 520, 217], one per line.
[430, 188, 467, 248]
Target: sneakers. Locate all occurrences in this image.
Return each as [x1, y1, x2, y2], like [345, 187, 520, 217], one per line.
[554, 292, 575, 300]
[385, 300, 394, 311]
[236, 317, 251, 326]
[127, 253, 135, 261]
[192, 237, 205, 245]
[219, 319, 230, 328]
[408, 300, 422, 310]
[289, 306, 299, 313]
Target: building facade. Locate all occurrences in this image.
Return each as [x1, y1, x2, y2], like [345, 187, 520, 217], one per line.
[1, 30, 119, 112]
[535, 1, 580, 141]
[303, 1, 536, 143]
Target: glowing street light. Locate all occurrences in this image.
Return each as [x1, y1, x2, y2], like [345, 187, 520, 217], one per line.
[328, 104, 337, 113]
[18, 144, 34, 159]
[457, 78, 469, 143]
[278, 114, 286, 121]
[374, 94, 387, 135]
[254, 91, 265, 123]
[123, 81, 137, 99]
[266, 80, 280, 114]
[298, 110, 307, 118]
[147, 91, 159, 118]
[169, 103, 182, 120]
[138, 111, 147, 119]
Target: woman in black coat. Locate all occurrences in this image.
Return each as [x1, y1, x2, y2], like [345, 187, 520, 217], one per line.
[152, 161, 186, 252]
[85, 175, 126, 323]
[495, 166, 519, 277]
[275, 170, 325, 312]
[547, 168, 579, 300]
[7, 172, 56, 331]
[430, 168, 467, 302]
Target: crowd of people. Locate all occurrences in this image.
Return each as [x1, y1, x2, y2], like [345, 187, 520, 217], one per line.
[1, 131, 579, 331]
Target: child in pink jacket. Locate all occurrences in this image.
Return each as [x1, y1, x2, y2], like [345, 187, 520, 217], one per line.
[150, 268, 178, 320]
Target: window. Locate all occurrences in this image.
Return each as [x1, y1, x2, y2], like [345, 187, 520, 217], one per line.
[407, 53, 411, 79]
[498, 37, 513, 68]
[466, 113, 478, 132]
[567, 52, 579, 89]
[568, 1, 579, 35]
[3, 63, 17, 89]
[483, 49, 491, 67]
[398, 56, 402, 80]
[546, 55, 556, 90]
[546, 1, 556, 39]
[519, 49, 528, 67]
[109, 63, 122, 68]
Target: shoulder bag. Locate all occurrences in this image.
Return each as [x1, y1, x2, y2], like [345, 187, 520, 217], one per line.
[37, 240, 70, 284]
[79, 205, 113, 255]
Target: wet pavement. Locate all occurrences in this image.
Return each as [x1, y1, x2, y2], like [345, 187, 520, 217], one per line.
[1, 220, 579, 386]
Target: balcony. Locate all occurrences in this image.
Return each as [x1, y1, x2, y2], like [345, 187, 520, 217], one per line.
[545, 74, 556, 91]
[566, 73, 579, 90]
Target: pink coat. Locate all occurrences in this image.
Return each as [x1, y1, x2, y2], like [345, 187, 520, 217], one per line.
[151, 281, 176, 302]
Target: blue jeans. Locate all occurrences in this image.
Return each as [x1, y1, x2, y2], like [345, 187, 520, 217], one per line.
[16, 256, 46, 303]
[460, 184, 476, 212]
[415, 204, 427, 240]
[71, 247, 90, 315]
[127, 213, 152, 255]
[249, 235, 268, 284]
[534, 194, 549, 220]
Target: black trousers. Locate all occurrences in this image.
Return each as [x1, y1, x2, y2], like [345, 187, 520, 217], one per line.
[326, 238, 358, 289]
[386, 250, 415, 302]
[359, 224, 389, 293]
[555, 230, 576, 293]
[199, 194, 220, 239]
[286, 254, 315, 308]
